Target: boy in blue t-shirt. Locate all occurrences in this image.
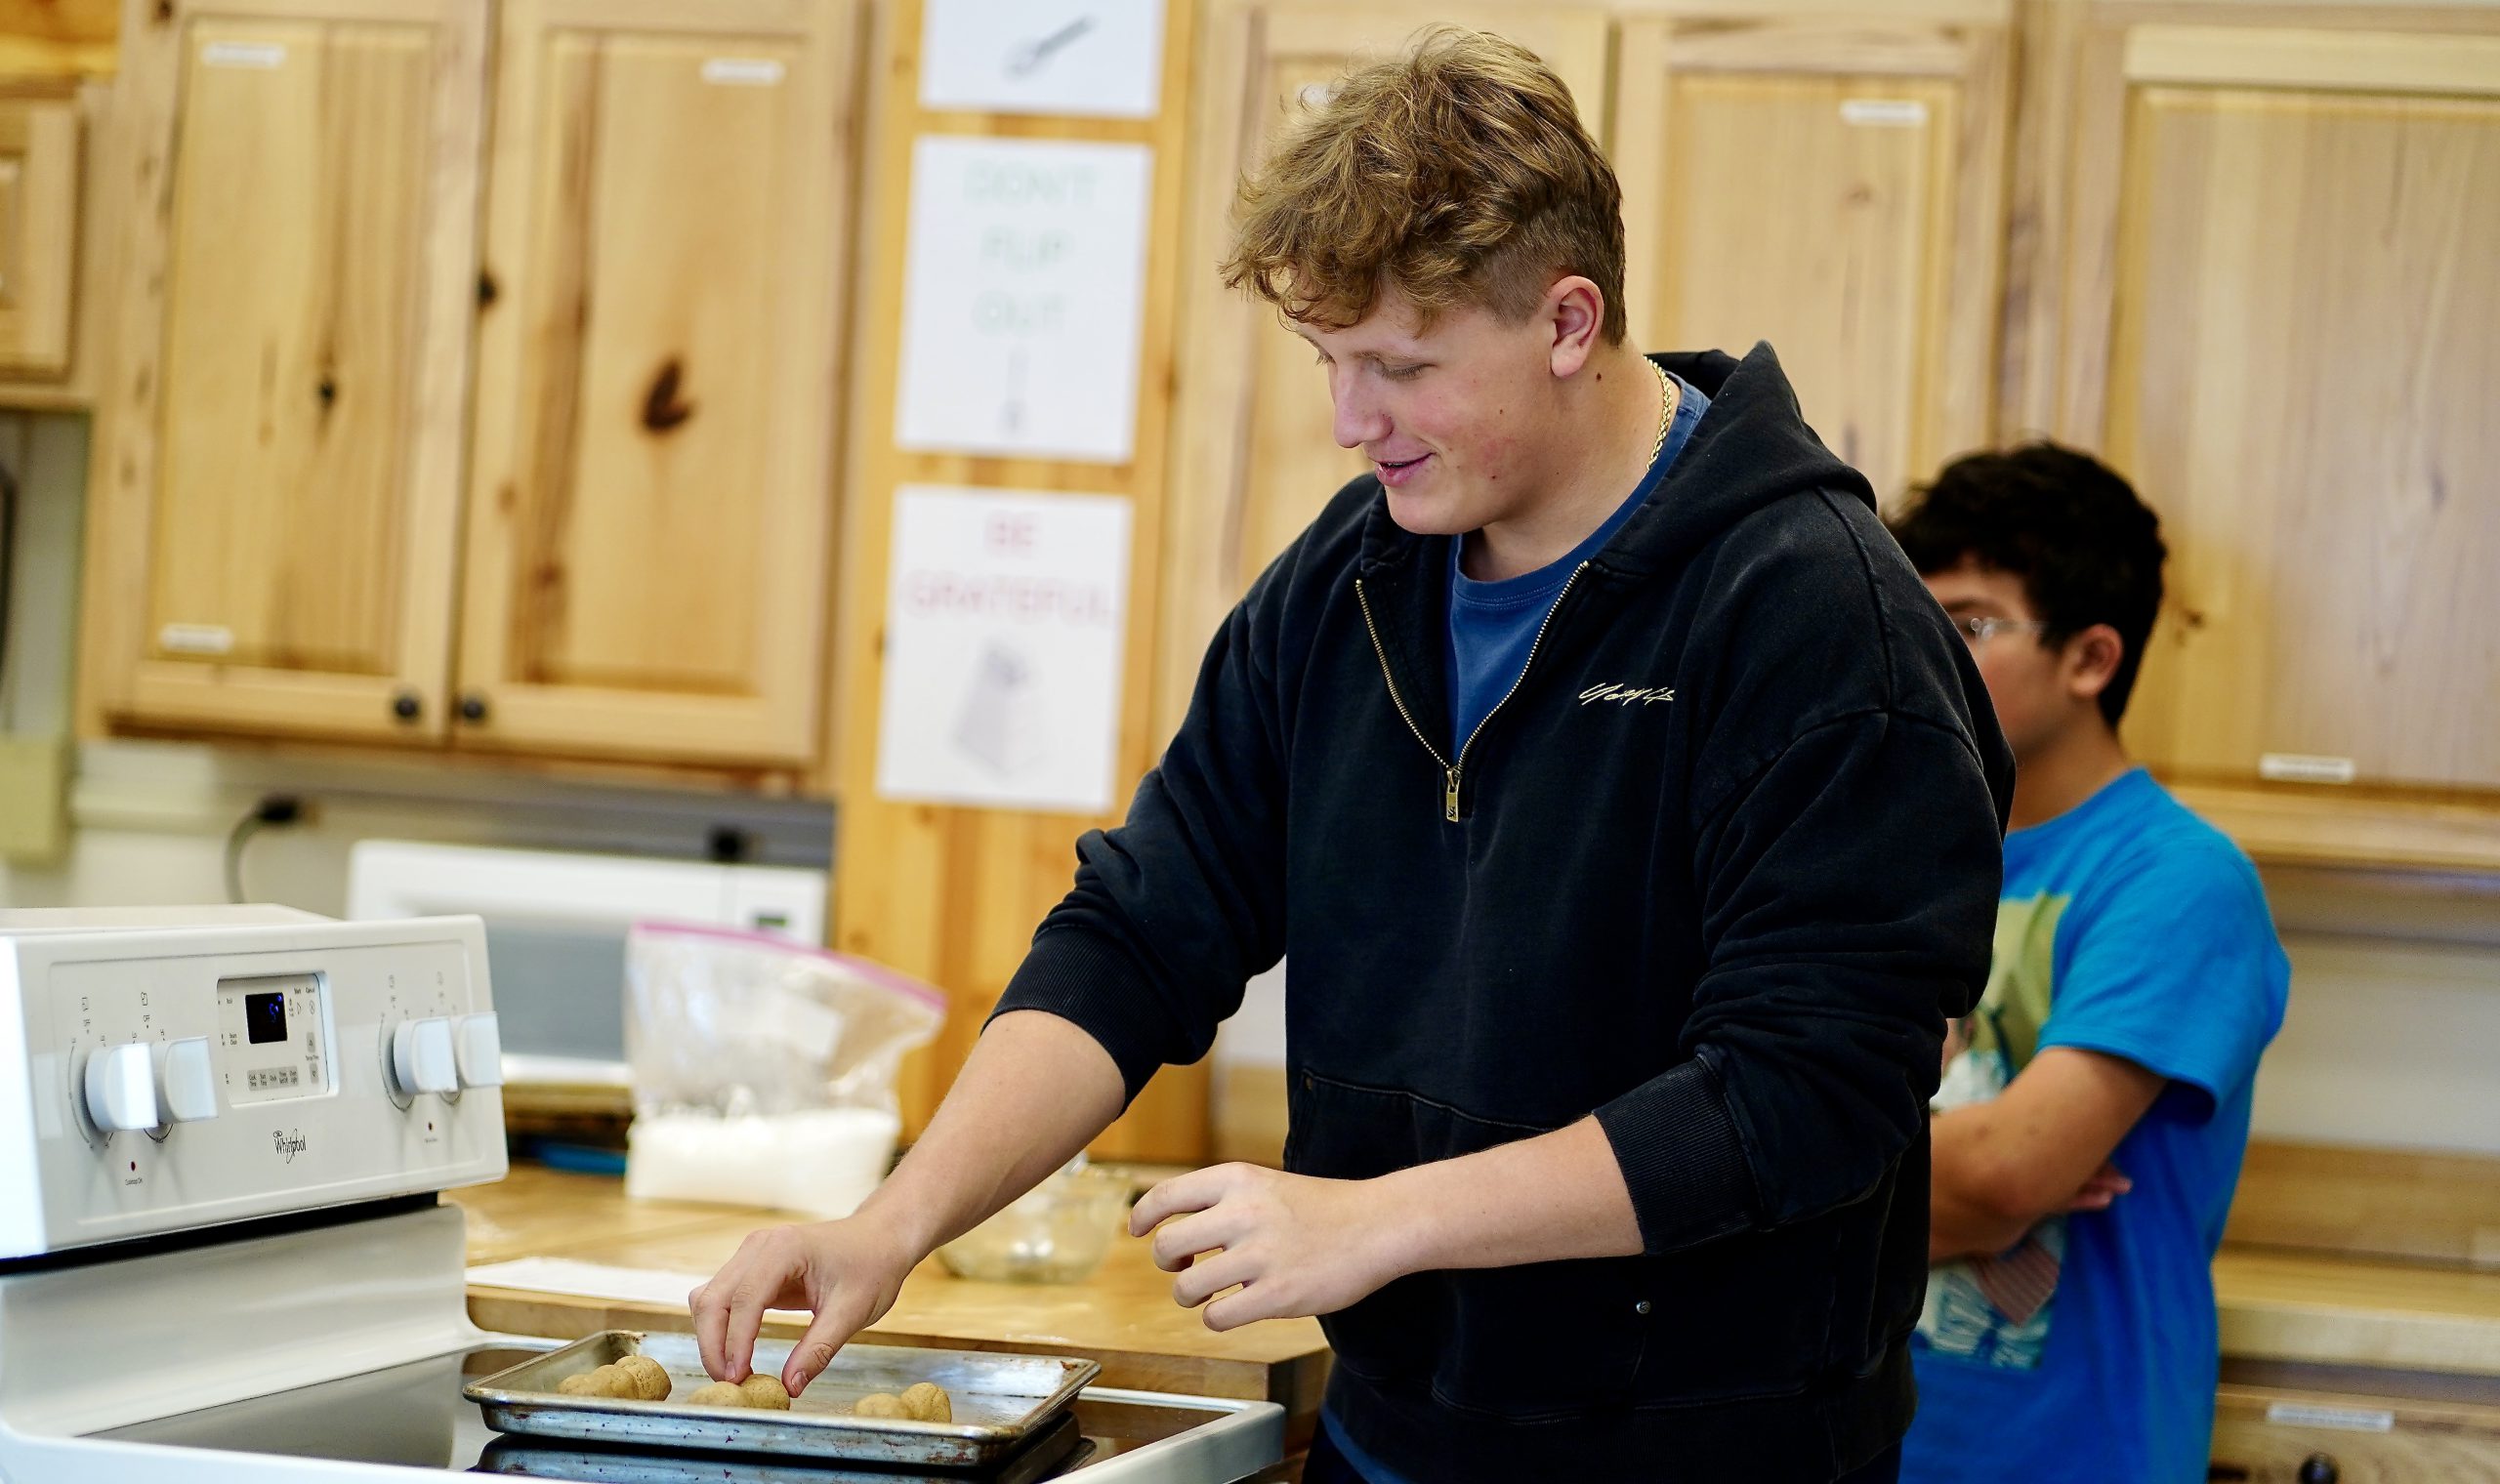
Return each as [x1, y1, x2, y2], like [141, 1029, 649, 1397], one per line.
[1887, 445, 2289, 1483]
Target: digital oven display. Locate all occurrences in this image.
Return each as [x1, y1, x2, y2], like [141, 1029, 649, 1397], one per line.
[216, 973, 328, 1105]
[244, 990, 288, 1045]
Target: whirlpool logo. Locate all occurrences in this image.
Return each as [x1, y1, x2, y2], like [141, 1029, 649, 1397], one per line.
[272, 1129, 309, 1163]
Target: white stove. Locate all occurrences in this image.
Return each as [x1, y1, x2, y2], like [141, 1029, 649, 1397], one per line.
[0, 908, 1281, 1483]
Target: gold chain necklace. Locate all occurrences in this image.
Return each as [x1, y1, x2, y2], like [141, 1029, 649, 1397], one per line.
[1647, 359, 1679, 466]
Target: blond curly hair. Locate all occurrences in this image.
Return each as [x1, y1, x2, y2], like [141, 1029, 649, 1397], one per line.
[1221, 26, 1626, 344]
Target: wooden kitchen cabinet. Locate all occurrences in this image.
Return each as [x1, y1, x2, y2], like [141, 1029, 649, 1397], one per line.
[1158, 2, 1612, 737]
[2039, 5, 2500, 808]
[81, 0, 856, 772]
[0, 80, 81, 382]
[1612, 2, 2013, 514]
[454, 0, 857, 766]
[0, 0, 114, 399]
[79, 0, 487, 745]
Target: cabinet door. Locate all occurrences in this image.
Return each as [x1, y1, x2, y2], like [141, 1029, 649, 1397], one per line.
[82, 0, 486, 743]
[454, 0, 855, 766]
[2055, 15, 2500, 792]
[0, 85, 80, 380]
[1159, 3, 1611, 736]
[1613, 6, 2012, 514]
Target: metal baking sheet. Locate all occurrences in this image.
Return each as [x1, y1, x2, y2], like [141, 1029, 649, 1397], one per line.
[465, 1330, 1100, 1469]
[474, 1412, 1090, 1482]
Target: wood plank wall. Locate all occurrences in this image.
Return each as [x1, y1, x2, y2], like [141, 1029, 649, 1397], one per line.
[831, 0, 1208, 1161]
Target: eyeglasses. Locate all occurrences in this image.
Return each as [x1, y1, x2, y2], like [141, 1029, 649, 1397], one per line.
[1952, 615, 2050, 647]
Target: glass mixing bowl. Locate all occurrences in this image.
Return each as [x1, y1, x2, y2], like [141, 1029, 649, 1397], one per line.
[936, 1159, 1133, 1283]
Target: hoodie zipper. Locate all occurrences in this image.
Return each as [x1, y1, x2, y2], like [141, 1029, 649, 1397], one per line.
[1355, 559, 1591, 822]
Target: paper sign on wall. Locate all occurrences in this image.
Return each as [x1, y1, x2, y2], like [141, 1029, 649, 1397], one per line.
[874, 486, 1134, 814]
[920, 0, 1165, 119]
[894, 137, 1153, 465]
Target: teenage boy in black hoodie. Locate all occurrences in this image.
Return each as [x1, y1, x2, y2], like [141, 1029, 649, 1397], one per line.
[690, 28, 2012, 1483]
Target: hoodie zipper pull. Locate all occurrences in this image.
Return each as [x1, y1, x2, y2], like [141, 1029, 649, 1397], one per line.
[1443, 766, 1462, 822]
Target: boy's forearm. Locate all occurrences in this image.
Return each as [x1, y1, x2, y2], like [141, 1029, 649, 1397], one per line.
[1927, 1102, 2037, 1260]
[856, 1009, 1128, 1258]
[1377, 1116, 1645, 1276]
[1926, 1049, 2167, 1262]
[1929, 1162, 2030, 1261]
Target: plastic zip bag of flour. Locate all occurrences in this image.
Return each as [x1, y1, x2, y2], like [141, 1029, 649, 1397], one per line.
[623, 923, 944, 1217]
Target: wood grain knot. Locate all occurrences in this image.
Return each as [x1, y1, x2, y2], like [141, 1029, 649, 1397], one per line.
[642, 357, 695, 433]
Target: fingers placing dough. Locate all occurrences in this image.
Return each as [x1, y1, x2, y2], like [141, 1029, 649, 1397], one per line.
[852, 1391, 907, 1418]
[687, 1381, 751, 1408]
[616, 1355, 672, 1401]
[898, 1381, 952, 1422]
[737, 1373, 791, 1410]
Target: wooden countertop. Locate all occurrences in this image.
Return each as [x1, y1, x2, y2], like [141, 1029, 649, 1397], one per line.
[449, 1165, 1331, 1420]
[450, 1165, 2500, 1424]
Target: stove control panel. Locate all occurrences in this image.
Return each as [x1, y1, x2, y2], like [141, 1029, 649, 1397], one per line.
[214, 971, 327, 1105]
[0, 909, 507, 1258]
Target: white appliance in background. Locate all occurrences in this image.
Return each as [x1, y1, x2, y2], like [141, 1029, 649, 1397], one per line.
[346, 840, 828, 1092]
[0, 907, 1284, 1483]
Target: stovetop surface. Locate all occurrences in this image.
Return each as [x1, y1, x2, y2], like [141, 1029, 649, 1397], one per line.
[98, 1344, 1215, 1480]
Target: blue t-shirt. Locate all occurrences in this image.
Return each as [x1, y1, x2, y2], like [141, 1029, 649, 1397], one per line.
[1902, 768, 2288, 1484]
[1444, 371, 1707, 746]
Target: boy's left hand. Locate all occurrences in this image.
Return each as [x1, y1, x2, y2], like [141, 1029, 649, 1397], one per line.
[1133, 1163, 1406, 1332]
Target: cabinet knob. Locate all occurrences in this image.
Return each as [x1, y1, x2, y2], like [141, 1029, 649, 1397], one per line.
[2298, 1455, 2339, 1484]
[391, 690, 422, 722]
[458, 692, 489, 724]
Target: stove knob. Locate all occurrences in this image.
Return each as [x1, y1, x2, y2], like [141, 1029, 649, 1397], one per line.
[454, 1013, 503, 1089]
[154, 1037, 219, 1122]
[390, 1018, 459, 1098]
[85, 1043, 160, 1133]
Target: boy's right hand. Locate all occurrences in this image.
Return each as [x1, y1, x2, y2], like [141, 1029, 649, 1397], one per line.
[688, 1216, 923, 1396]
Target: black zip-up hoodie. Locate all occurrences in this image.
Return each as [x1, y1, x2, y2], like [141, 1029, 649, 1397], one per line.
[996, 345, 2014, 1481]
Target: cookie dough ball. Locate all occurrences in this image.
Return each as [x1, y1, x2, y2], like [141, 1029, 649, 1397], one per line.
[737, 1373, 790, 1410]
[556, 1372, 600, 1396]
[616, 1355, 672, 1402]
[599, 1365, 647, 1399]
[899, 1381, 952, 1422]
[853, 1391, 907, 1419]
[687, 1381, 750, 1408]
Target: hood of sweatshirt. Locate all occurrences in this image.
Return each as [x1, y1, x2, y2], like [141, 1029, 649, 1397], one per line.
[1358, 341, 1874, 579]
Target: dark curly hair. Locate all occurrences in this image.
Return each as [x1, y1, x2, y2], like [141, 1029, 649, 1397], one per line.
[1888, 443, 2167, 728]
